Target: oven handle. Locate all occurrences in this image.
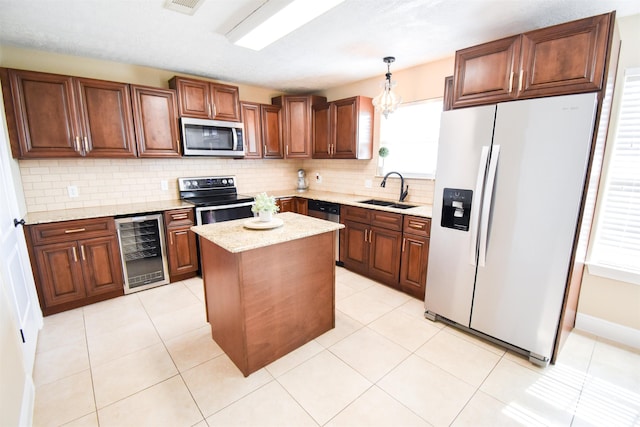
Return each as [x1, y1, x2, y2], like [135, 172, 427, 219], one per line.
[195, 201, 255, 212]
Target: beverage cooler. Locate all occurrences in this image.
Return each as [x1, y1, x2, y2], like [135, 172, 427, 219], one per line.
[115, 214, 169, 294]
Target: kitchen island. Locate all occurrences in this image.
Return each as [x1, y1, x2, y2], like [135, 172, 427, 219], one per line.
[191, 212, 344, 376]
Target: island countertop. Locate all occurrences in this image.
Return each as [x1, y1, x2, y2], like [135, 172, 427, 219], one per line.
[191, 211, 344, 253]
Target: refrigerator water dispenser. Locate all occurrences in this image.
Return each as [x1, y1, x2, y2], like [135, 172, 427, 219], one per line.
[441, 188, 473, 231]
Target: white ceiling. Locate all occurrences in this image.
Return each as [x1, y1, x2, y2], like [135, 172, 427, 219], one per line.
[1, 0, 639, 93]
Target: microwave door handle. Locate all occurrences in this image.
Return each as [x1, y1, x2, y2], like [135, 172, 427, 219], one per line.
[233, 129, 238, 150]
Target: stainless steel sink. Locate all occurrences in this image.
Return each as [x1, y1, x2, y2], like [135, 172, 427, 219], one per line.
[358, 199, 416, 209]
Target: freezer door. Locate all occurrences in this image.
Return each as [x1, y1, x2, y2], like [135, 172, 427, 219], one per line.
[425, 105, 496, 326]
[470, 93, 598, 359]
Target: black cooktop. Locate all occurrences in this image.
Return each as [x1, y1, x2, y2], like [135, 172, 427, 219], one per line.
[178, 176, 254, 207]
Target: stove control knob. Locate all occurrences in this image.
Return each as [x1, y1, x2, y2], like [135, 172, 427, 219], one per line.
[222, 179, 227, 185]
[228, 178, 234, 185]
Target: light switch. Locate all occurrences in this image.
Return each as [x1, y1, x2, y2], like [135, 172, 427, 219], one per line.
[67, 185, 79, 198]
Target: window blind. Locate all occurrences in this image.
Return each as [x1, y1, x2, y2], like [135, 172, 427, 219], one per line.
[590, 68, 640, 281]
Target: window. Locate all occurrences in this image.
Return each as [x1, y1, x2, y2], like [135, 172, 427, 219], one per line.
[378, 98, 443, 179]
[589, 68, 640, 285]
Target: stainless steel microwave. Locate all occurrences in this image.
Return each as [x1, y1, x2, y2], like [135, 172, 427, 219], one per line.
[180, 117, 245, 157]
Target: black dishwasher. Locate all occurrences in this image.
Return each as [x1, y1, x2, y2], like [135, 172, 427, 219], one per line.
[307, 200, 341, 264]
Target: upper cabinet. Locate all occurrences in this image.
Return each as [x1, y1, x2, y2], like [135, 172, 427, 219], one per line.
[272, 95, 326, 159]
[2, 69, 137, 158]
[452, 12, 615, 108]
[240, 102, 283, 159]
[169, 76, 241, 122]
[130, 85, 181, 158]
[312, 96, 373, 159]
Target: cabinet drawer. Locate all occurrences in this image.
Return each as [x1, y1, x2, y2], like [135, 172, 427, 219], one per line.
[342, 205, 371, 224]
[403, 216, 431, 237]
[164, 208, 194, 228]
[371, 210, 402, 231]
[29, 217, 115, 245]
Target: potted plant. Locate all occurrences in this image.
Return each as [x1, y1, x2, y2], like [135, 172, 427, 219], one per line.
[252, 192, 279, 222]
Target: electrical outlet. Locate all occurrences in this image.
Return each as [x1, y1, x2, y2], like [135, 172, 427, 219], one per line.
[67, 185, 79, 198]
[315, 173, 322, 183]
[161, 180, 168, 191]
[364, 179, 372, 188]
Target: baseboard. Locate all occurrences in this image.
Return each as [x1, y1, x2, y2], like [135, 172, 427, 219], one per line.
[575, 313, 640, 350]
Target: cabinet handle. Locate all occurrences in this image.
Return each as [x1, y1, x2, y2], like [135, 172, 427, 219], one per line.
[286, 145, 289, 156]
[264, 144, 267, 154]
[80, 245, 86, 261]
[83, 136, 89, 153]
[327, 145, 331, 155]
[212, 103, 217, 117]
[364, 229, 368, 243]
[64, 228, 86, 234]
[402, 237, 406, 252]
[172, 214, 188, 220]
[74, 136, 81, 152]
[408, 222, 425, 230]
[170, 232, 174, 245]
[518, 69, 524, 92]
[72, 246, 78, 262]
[508, 71, 514, 93]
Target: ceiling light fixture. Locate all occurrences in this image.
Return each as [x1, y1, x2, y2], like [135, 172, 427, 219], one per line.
[372, 56, 402, 119]
[226, 0, 345, 51]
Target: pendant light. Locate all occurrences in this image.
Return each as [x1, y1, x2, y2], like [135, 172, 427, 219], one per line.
[372, 56, 402, 119]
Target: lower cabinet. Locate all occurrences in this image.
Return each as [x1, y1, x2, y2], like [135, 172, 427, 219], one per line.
[342, 206, 403, 289]
[26, 217, 124, 315]
[342, 206, 431, 298]
[164, 208, 199, 282]
[276, 197, 308, 215]
[399, 216, 431, 299]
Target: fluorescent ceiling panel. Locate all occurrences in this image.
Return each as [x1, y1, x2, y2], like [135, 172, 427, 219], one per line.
[227, 0, 345, 51]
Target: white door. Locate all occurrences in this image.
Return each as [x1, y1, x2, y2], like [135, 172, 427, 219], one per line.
[470, 93, 598, 360]
[0, 81, 43, 426]
[425, 104, 496, 325]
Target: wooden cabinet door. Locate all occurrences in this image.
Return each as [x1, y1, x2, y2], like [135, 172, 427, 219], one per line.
[7, 69, 82, 158]
[312, 103, 332, 158]
[277, 197, 295, 213]
[171, 77, 211, 119]
[399, 235, 429, 299]
[368, 226, 402, 287]
[333, 97, 358, 158]
[78, 236, 124, 297]
[452, 35, 521, 108]
[166, 227, 199, 277]
[131, 85, 180, 158]
[33, 241, 86, 308]
[295, 198, 308, 215]
[211, 83, 241, 122]
[164, 209, 198, 281]
[75, 78, 137, 158]
[282, 96, 311, 158]
[519, 13, 613, 98]
[443, 76, 454, 111]
[241, 102, 263, 158]
[261, 104, 283, 158]
[342, 220, 369, 276]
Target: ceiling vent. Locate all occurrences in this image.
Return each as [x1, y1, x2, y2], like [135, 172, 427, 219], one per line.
[164, 0, 205, 15]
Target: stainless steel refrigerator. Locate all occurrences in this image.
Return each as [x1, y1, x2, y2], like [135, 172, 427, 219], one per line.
[424, 93, 598, 366]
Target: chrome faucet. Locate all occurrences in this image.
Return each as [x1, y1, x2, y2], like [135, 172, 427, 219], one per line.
[380, 171, 409, 202]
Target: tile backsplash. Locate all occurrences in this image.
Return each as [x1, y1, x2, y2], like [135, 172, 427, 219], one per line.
[19, 157, 434, 213]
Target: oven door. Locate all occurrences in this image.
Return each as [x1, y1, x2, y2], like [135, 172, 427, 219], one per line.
[195, 202, 254, 225]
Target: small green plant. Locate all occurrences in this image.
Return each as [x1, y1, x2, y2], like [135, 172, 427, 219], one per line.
[378, 147, 389, 158]
[251, 192, 280, 214]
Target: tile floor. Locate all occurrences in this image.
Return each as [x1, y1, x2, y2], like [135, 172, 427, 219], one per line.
[33, 267, 640, 427]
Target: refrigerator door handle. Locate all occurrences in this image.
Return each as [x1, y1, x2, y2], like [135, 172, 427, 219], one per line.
[478, 145, 500, 267]
[469, 145, 491, 266]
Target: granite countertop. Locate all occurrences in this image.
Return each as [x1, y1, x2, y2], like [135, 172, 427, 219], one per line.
[266, 190, 433, 218]
[24, 190, 432, 225]
[191, 211, 344, 253]
[25, 200, 193, 225]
